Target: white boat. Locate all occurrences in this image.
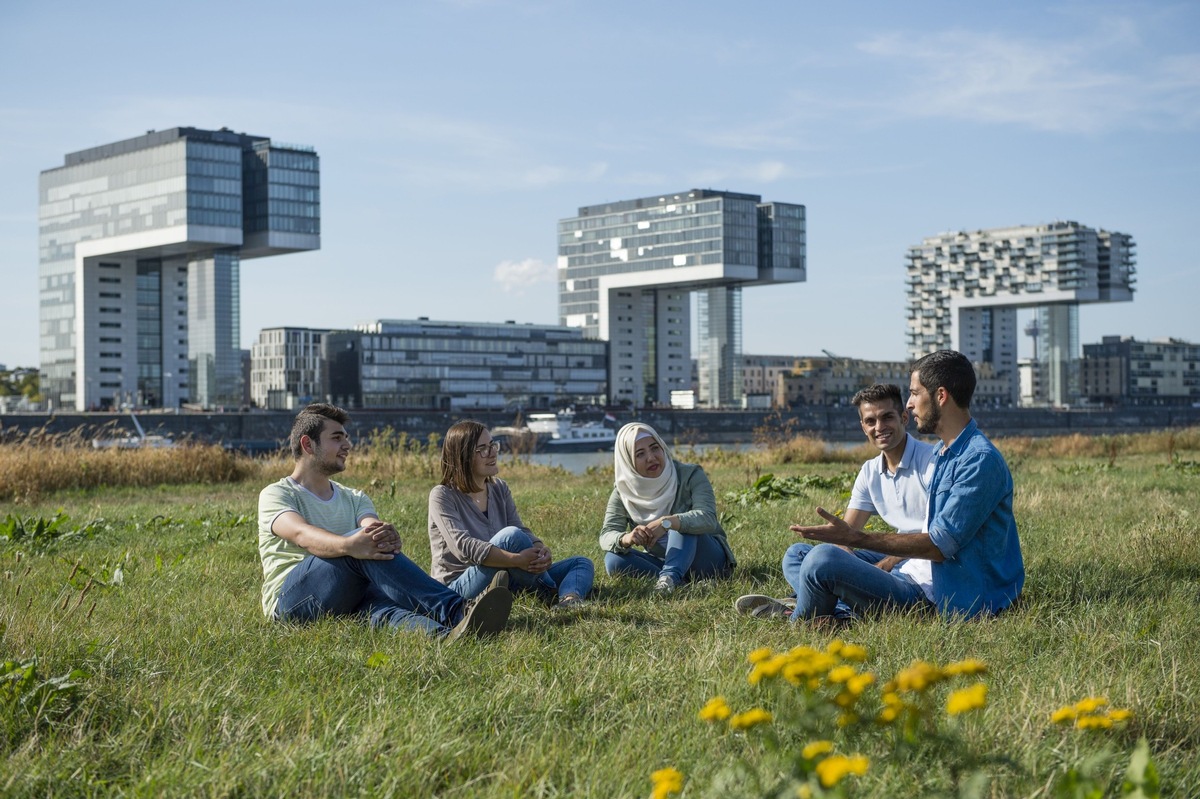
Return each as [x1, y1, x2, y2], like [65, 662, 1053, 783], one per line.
[497, 410, 616, 453]
[91, 414, 176, 450]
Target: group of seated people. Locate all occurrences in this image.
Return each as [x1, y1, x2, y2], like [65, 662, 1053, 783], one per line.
[257, 350, 1025, 640]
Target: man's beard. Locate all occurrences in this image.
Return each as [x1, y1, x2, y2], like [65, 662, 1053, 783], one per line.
[916, 402, 940, 435]
[314, 447, 346, 475]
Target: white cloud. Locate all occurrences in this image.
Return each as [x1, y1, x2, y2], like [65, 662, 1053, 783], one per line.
[494, 258, 556, 294]
[856, 17, 1200, 134]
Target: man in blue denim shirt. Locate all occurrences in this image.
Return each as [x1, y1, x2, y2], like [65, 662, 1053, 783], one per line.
[792, 350, 1024, 619]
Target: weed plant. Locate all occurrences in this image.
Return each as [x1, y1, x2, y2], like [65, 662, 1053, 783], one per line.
[0, 430, 1198, 796]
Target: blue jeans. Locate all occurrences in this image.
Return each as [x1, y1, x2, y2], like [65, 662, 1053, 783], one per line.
[782, 542, 929, 620]
[276, 549, 465, 636]
[449, 526, 595, 601]
[604, 531, 731, 584]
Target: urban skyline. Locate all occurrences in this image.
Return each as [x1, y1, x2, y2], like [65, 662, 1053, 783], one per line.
[1, 2, 1197, 371]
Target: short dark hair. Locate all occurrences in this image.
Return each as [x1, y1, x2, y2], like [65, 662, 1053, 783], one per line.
[912, 350, 976, 409]
[851, 384, 904, 412]
[290, 403, 349, 459]
[440, 419, 488, 493]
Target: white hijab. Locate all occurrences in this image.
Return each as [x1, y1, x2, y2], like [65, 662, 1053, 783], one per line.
[614, 423, 678, 524]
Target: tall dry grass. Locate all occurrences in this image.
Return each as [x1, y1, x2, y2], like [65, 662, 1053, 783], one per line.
[0, 435, 263, 502]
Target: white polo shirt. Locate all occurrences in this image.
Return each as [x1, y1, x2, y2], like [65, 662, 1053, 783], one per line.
[847, 433, 939, 600]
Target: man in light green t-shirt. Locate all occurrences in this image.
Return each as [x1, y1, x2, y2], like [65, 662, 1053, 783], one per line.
[258, 403, 511, 640]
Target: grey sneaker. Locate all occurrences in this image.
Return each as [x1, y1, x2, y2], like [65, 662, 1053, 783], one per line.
[555, 593, 586, 611]
[735, 594, 796, 616]
[654, 574, 677, 594]
[446, 575, 512, 642]
[735, 594, 792, 620]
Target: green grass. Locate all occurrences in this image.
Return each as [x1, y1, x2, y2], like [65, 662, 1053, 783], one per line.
[2, 442, 1198, 797]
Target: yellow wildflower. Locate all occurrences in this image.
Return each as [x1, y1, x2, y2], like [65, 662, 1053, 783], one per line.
[796, 785, 814, 799]
[1076, 714, 1114, 730]
[1107, 708, 1133, 722]
[893, 660, 943, 692]
[1074, 696, 1108, 714]
[650, 766, 684, 799]
[942, 658, 988, 677]
[877, 705, 900, 724]
[946, 682, 988, 715]
[838, 642, 869, 661]
[801, 740, 835, 760]
[827, 665, 856, 684]
[748, 647, 775, 664]
[815, 754, 869, 788]
[698, 696, 732, 723]
[836, 711, 859, 728]
[729, 708, 773, 730]
[1050, 705, 1077, 724]
[846, 672, 875, 696]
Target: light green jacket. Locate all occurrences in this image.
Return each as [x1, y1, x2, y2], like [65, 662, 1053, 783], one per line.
[599, 461, 736, 567]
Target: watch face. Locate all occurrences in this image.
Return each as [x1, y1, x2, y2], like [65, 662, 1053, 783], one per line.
[662, 519, 671, 529]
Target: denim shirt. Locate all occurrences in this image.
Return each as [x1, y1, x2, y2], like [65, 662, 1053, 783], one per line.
[927, 420, 1025, 618]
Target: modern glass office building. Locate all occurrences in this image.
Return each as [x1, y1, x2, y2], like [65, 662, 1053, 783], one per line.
[906, 221, 1135, 406]
[558, 189, 805, 408]
[38, 127, 319, 410]
[322, 319, 608, 410]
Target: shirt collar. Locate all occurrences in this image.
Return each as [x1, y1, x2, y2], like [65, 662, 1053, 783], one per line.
[942, 418, 979, 456]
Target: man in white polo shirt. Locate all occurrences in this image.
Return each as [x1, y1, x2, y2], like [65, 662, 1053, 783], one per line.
[737, 383, 937, 622]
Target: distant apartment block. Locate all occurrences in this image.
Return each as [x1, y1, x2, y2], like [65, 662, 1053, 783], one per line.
[321, 319, 607, 410]
[1081, 336, 1199, 406]
[757, 355, 1011, 409]
[38, 127, 319, 411]
[906, 222, 1135, 407]
[558, 189, 805, 409]
[250, 327, 330, 409]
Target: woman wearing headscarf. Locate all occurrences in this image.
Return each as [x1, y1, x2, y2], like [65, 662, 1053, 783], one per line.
[429, 420, 594, 609]
[599, 422, 735, 593]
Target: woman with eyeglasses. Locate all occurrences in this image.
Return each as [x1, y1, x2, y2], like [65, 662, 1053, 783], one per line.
[600, 422, 736, 594]
[428, 420, 594, 608]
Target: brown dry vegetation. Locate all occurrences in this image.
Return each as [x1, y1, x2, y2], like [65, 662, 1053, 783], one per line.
[2, 425, 1198, 503]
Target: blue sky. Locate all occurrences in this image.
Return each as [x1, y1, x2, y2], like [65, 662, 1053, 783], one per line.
[1, 0, 1197, 369]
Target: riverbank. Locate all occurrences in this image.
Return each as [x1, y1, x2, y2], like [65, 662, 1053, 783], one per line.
[3, 405, 1199, 451]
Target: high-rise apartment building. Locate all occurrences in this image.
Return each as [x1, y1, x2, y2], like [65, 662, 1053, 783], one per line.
[38, 127, 319, 410]
[250, 327, 331, 410]
[906, 221, 1135, 407]
[558, 189, 805, 408]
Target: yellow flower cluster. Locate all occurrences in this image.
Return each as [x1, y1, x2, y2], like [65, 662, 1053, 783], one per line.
[799, 739, 869, 789]
[814, 753, 870, 788]
[746, 638, 869, 689]
[650, 766, 684, 799]
[697, 696, 732, 722]
[876, 658, 990, 725]
[945, 682, 988, 715]
[1050, 697, 1133, 730]
[729, 708, 774, 730]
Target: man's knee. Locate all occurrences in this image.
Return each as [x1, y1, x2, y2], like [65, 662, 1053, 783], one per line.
[799, 543, 850, 580]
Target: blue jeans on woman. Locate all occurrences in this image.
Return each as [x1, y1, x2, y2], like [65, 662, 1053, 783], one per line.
[604, 530, 731, 584]
[276, 549, 465, 636]
[782, 542, 929, 620]
[449, 526, 595, 601]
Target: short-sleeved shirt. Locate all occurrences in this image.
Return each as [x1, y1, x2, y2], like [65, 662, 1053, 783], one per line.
[847, 433, 938, 598]
[257, 476, 377, 618]
[927, 420, 1025, 618]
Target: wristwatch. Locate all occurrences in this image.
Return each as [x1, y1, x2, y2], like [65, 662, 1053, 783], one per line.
[661, 518, 672, 531]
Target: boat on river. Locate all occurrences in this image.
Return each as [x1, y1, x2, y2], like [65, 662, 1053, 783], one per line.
[493, 410, 615, 454]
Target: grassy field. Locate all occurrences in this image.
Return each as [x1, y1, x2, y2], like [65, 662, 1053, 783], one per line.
[1, 429, 1198, 797]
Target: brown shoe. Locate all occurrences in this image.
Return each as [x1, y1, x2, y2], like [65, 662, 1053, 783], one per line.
[446, 575, 512, 642]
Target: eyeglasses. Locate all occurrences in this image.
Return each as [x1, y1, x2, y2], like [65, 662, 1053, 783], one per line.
[474, 441, 501, 456]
